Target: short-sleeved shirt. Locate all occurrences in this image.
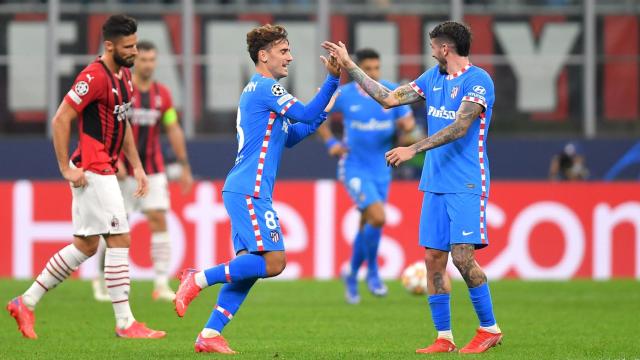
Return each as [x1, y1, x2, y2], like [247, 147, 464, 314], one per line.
[64, 58, 133, 175]
[409, 64, 495, 197]
[222, 73, 301, 200]
[331, 80, 412, 182]
[123, 82, 174, 176]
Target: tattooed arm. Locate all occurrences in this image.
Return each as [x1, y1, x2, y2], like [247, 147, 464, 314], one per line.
[384, 101, 484, 167]
[321, 40, 422, 108]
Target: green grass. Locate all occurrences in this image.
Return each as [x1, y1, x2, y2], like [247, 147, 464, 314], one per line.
[1, 279, 639, 359]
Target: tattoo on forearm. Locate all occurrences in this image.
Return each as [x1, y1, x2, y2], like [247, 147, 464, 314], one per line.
[451, 244, 487, 288]
[393, 84, 422, 105]
[409, 101, 483, 154]
[347, 66, 391, 102]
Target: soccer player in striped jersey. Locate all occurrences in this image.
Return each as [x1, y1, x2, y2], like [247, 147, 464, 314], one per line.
[173, 24, 340, 354]
[317, 48, 416, 304]
[323, 21, 503, 354]
[6, 14, 165, 339]
[92, 40, 193, 303]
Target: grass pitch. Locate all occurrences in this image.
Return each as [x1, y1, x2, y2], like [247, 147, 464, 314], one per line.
[0, 279, 638, 359]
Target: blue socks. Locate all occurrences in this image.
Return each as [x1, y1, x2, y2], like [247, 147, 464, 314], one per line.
[363, 224, 382, 278]
[203, 254, 267, 286]
[428, 294, 451, 331]
[349, 229, 366, 277]
[468, 283, 497, 327]
[205, 278, 257, 333]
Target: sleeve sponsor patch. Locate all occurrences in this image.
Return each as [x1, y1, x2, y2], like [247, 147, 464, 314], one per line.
[277, 93, 294, 106]
[67, 90, 82, 105]
[74, 81, 89, 96]
[271, 83, 287, 96]
[472, 85, 486, 95]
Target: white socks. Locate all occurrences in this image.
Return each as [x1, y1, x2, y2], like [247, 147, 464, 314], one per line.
[201, 328, 220, 338]
[104, 247, 135, 329]
[437, 330, 455, 343]
[194, 271, 209, 289]
[23, 244, 89, 310]
[480, 324, 501, 334]
[151, 232, 171, 289]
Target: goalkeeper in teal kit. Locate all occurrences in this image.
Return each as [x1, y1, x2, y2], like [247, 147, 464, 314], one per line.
[324, 21, 503, 354]
[173, 24, 340, 354]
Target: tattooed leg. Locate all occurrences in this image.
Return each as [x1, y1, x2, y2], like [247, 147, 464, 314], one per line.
[451, 244, 487, 288]
[425, 248, 451, 295]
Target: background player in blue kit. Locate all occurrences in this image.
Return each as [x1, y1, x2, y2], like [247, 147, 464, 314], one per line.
[317, 48, 415, 304]
[173, 24, 340, 354]
[323, 21, 503, 354]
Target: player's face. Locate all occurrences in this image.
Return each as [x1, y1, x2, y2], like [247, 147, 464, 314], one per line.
[134, 49, 157, 80]
[430, 39, 448, 74]
[263, 40, 293, 80]
[109, 34, 138, 68]
[359, 58, 381, 81]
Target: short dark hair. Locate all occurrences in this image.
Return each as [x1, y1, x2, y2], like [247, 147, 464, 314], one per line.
[354, 48, 380, 64]
[429, 21, 472, 57]
[102, 14, 137, 42]
[246, 24, 288, 64]
[137, 40, 156, 52]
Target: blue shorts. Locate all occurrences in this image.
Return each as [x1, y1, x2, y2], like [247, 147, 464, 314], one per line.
[222, 191, 285, 254]
[342, 174, 390, 210]
[418, 192, 488, 252]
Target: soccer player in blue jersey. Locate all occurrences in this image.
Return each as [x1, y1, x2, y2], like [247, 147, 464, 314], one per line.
[173, 24, 340, 354]
[317, 48, 415, 304]
[323, 21, 503, 354]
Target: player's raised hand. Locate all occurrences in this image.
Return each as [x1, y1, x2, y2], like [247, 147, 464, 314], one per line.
[385, 146, 416, 167]
[320, 53, 341, 77]
[132, 167, 148, 198]
[63, 166, 87, 188]
[321, 41, 353, 69]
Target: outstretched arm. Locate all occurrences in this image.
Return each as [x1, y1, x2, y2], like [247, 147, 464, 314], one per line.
[321, 41, 423, 108]
[286, 112, 328, 148]
[385, 101, 484, 167]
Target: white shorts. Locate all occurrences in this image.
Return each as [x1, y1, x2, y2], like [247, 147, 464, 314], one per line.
[70, 164, 129, 237]
[120, 173, 170, 214]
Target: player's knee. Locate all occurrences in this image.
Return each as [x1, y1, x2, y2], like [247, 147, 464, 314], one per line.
[424, 249, 447, 270]
[365, 204, 386, 227]
[368, 213, 385, 228]
[265, 253, 287, 277]
[146, 210, 167, 232]
[106, 234, 131, 248]
[451, 247, 473, 271]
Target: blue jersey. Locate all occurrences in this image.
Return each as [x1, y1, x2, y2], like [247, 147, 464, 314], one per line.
[410, 64, 495, 197]
[332, 80, 412, 181]
[222, 73, 304, 200]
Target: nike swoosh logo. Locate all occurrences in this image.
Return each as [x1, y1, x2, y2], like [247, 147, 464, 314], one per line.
[462, 231, 474, 236]
[433, 87, 442, 91]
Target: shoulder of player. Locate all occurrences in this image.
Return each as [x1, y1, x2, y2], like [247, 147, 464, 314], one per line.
[153, 82, 173, 97]
[467, 66, 493, 83]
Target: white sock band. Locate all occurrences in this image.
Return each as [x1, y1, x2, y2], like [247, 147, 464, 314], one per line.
[23, 244, 88, 309]
[151, 231, 171, 288]
[105, 247, 135, 329]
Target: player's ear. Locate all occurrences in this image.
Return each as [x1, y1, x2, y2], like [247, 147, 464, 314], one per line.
[104, 40, 114, 53]
[258, 49, 268, 63]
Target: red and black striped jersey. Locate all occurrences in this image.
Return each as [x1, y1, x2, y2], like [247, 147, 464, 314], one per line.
[124, 82, 174, 176]
[64, 58, 133, 175]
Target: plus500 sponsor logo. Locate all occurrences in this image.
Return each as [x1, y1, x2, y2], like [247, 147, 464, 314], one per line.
[428, 106, 456, 120]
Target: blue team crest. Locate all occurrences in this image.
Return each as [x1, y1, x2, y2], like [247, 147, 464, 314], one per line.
[450, 86, 459, 99]
[270, 230, 280, 243]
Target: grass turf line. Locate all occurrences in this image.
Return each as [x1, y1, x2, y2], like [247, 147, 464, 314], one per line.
[0, 279, 638, 359]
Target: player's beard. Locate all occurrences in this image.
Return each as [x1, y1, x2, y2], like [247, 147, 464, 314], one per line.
[437, 60, 447, 75]
[114, 51, 135, 68]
